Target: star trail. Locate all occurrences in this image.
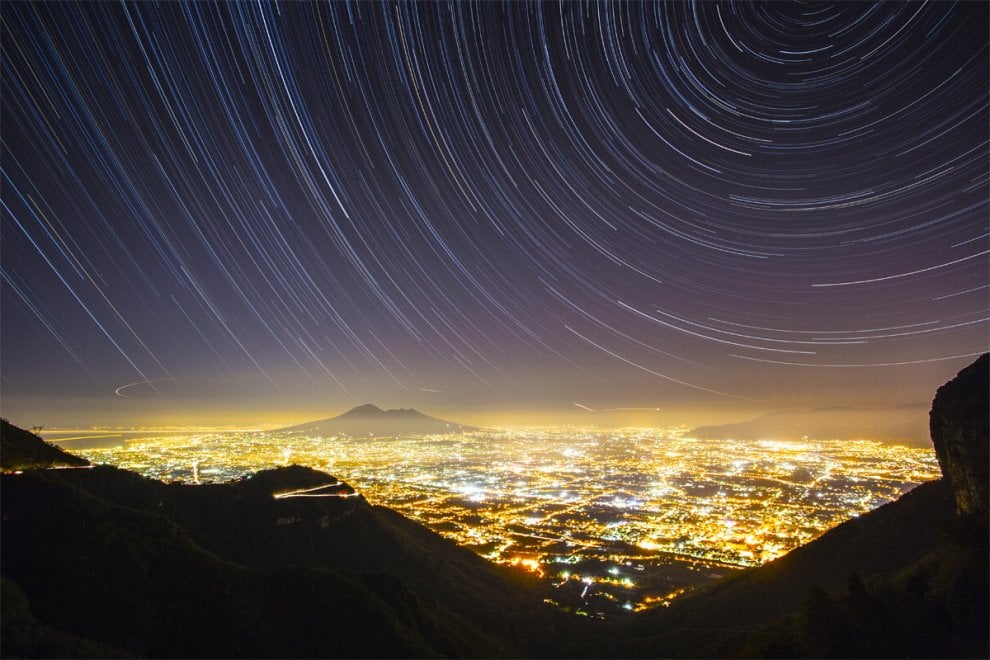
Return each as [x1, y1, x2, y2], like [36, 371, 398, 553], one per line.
[1, 1, 987, 427]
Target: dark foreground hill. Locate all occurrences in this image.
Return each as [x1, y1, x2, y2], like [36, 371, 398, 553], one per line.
[1, 418, 89, 471]
[281, 403, 478, 436]
[1, 431, 563, 657]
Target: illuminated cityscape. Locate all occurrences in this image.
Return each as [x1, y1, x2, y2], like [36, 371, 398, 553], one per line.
[1, 1, 985, 654]
[49, 427, 940, 615]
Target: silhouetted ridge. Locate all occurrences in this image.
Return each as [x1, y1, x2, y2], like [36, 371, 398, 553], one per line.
[241, 464, 347, 493]
[1, 430, 557, 658]
[1, 419, 89, 471]
[689, 406, 929, 445]
[281, 404, 478, 436]
[339, 403, 386, 417]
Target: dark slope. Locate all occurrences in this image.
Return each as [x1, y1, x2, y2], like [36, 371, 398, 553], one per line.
[281, 404, 478, 436]
[1, 418, 89, 470]
[632, 480, 953, 631]
[1, 458, 558, 658]
[593, 479, 958, 657]
[1, 577, 130, 659]
[590, 355, 989, 658]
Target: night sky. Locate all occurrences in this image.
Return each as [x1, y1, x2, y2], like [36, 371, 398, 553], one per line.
[2, 2, 987, 428]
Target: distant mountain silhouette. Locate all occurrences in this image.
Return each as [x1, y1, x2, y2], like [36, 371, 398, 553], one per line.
[1, 419, 89, 471]
[689, 405, 931, 446]
[281, 404, 478, 436]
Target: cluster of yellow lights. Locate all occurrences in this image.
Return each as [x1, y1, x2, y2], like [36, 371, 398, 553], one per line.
[508, 557, 544, 576]
[634, 588, 688, 611]
[63, 425, 940, 612]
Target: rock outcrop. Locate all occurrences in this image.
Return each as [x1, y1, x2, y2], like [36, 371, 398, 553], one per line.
[929, 354, 989, 517]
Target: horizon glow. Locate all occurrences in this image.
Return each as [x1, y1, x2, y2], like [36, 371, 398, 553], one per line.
[1, 2, 987, 428]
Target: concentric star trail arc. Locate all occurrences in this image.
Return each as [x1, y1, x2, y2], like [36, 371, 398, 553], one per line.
[0, 1, 986, 424]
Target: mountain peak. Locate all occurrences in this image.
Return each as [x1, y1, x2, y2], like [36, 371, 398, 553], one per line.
[340, 403, 385, 417]
[281, 405, 476, 436]
[337, 404, 432, 420]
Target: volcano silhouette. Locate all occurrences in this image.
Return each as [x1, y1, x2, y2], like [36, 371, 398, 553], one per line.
[280, 404, 478, 436]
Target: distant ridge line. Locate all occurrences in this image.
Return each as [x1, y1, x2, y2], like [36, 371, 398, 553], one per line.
[279, 404, 478, 436]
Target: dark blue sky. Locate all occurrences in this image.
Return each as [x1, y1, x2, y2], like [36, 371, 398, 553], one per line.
[2, 2, 987, 427]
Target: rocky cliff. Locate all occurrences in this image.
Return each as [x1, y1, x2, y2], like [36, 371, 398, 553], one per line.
[930, 353, 989, 518]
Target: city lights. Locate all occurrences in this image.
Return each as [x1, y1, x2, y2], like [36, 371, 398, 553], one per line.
[62, 426, 939, 613]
